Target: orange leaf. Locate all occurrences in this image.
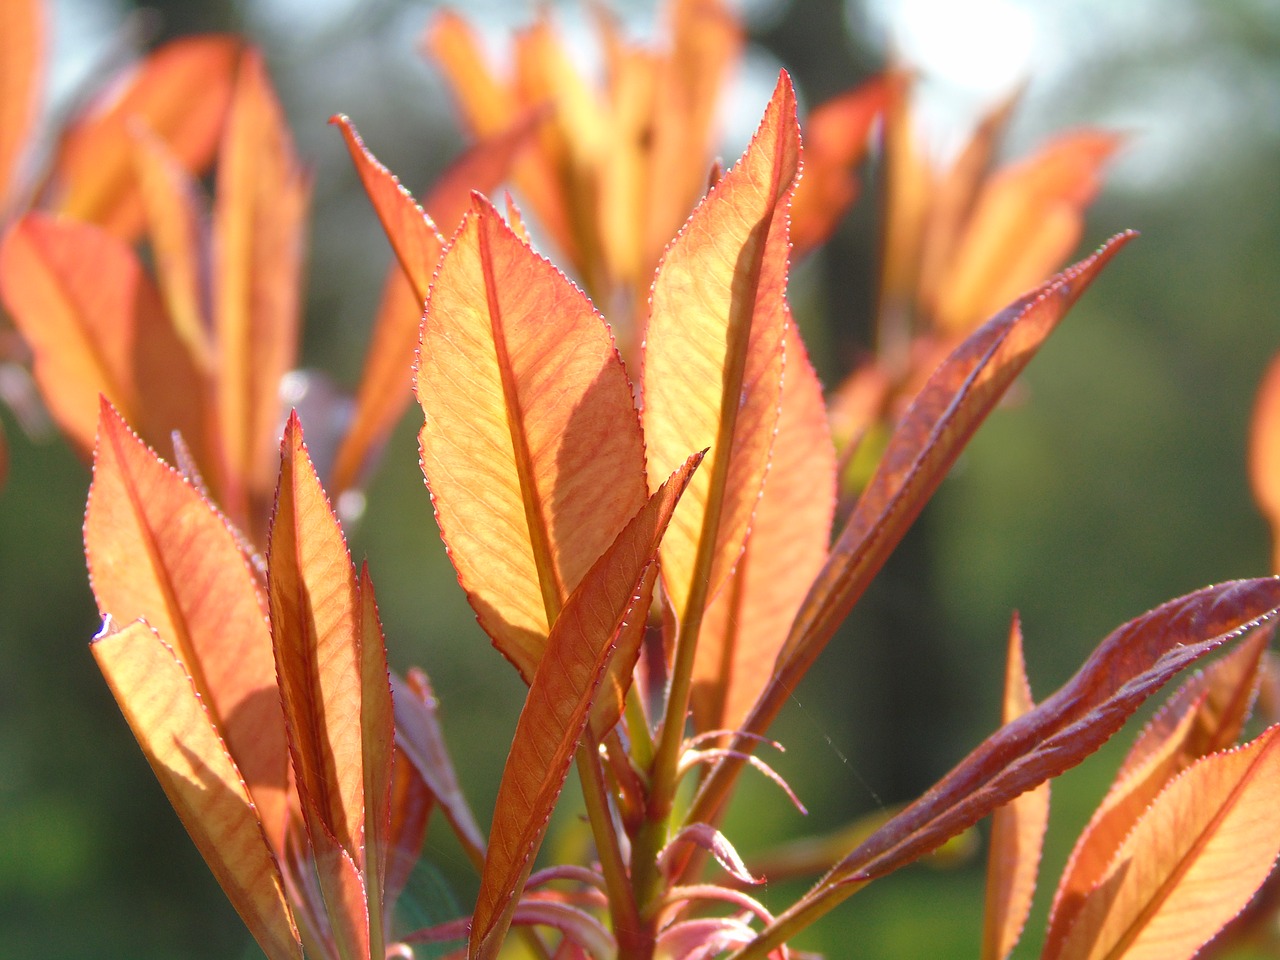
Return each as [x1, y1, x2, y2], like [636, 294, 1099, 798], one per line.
[1044, 627, 1269, 956]
[330, 114, 444, 303]
[932, 130, 1120, 335]
[790, 76, 888, 257]
[50, 36, 241, 237]
[0, 0, 43, 214]
[267, 413, 365, 869]
[1048, 724, 1280, 960]
[470, 452, 702, 960]
[384, 741, 435, 912]
[85, 399, 289, 852]
[0, 213, 213, 464]
[91, 619, 301, 960]
[641, 70, 799, 623]
[329, 267, 421, 496]
[417, 196, 647, 681]
[981, 613, 1050, 960]
[214, 49, 309, 535]
[693, 323, 835, 736]
[1250, 351, 1280, 571]
[131, 124, 213, 371]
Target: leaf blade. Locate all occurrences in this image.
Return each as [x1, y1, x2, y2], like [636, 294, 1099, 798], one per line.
[469, 452, 702, 960]
[92, 619, 302, 960]
[417, 197, 647, 679]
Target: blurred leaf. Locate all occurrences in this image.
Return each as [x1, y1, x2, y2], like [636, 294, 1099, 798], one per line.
[214, 49, 308, 536]
[0, 0, 43, 214]
[1249, 352, 1280, 571]
[0, 213, 213, 466]
[51, 36, 241, 237]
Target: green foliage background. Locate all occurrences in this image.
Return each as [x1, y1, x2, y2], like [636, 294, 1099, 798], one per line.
[2, 0, 1279, 957]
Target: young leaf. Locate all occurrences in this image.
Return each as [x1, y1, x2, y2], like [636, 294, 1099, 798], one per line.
[1043, 627, 1270, 955]
[91, 619, 302, 960]
[981, 614, 1050, 960]
[0, 214, 214, 466]
[329, 114, 444, 304]
[692, 323, 835, 736]
[267, 412, 366, 866]
[640, 70, 799, 624]
[416, 196, 647, 680]
[50, 36, 241, 237]
[214, 49, 309, 534]
[1047, 723, 1280, 960]
[469, 452, 701, 960]
[84, 399, 288, 852]
[734, 578, 1280, 958]
[0, 0, 43, 215]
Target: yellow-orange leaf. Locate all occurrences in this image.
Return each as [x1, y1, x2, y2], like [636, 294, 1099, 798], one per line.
[215, 49, 309, 536]
[641, 71, 799, 622]
[330, 114, 444, 303]
[0, 0, 43, 214]
[1049, 724, 1280, 960]
[417, 196, 647, 681]
[85, 400, 288, 852]
[693, 323, 835, 735]
[0, 213, 212, 464]
[51, 36, 241, 237]
[933, 131, 1119, 335]
[1044, 627, 1269, 956]
[470, 452, 701, 960]
[981, 614, 1050, 960]
[131, 125, 212, 371]
[1249, 351, 1280, 572]
[91, 619, 301, 960]
[267, 413, 364, 866]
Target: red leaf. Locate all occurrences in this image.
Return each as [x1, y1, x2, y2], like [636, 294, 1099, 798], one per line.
[469, 452, 701, 960]
[0, 0, 43, 214]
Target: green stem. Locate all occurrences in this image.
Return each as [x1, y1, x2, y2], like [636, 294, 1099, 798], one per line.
[574, 736, 645, 956]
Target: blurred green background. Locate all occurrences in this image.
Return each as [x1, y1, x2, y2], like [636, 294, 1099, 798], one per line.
[3, 0, 1280, 957]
